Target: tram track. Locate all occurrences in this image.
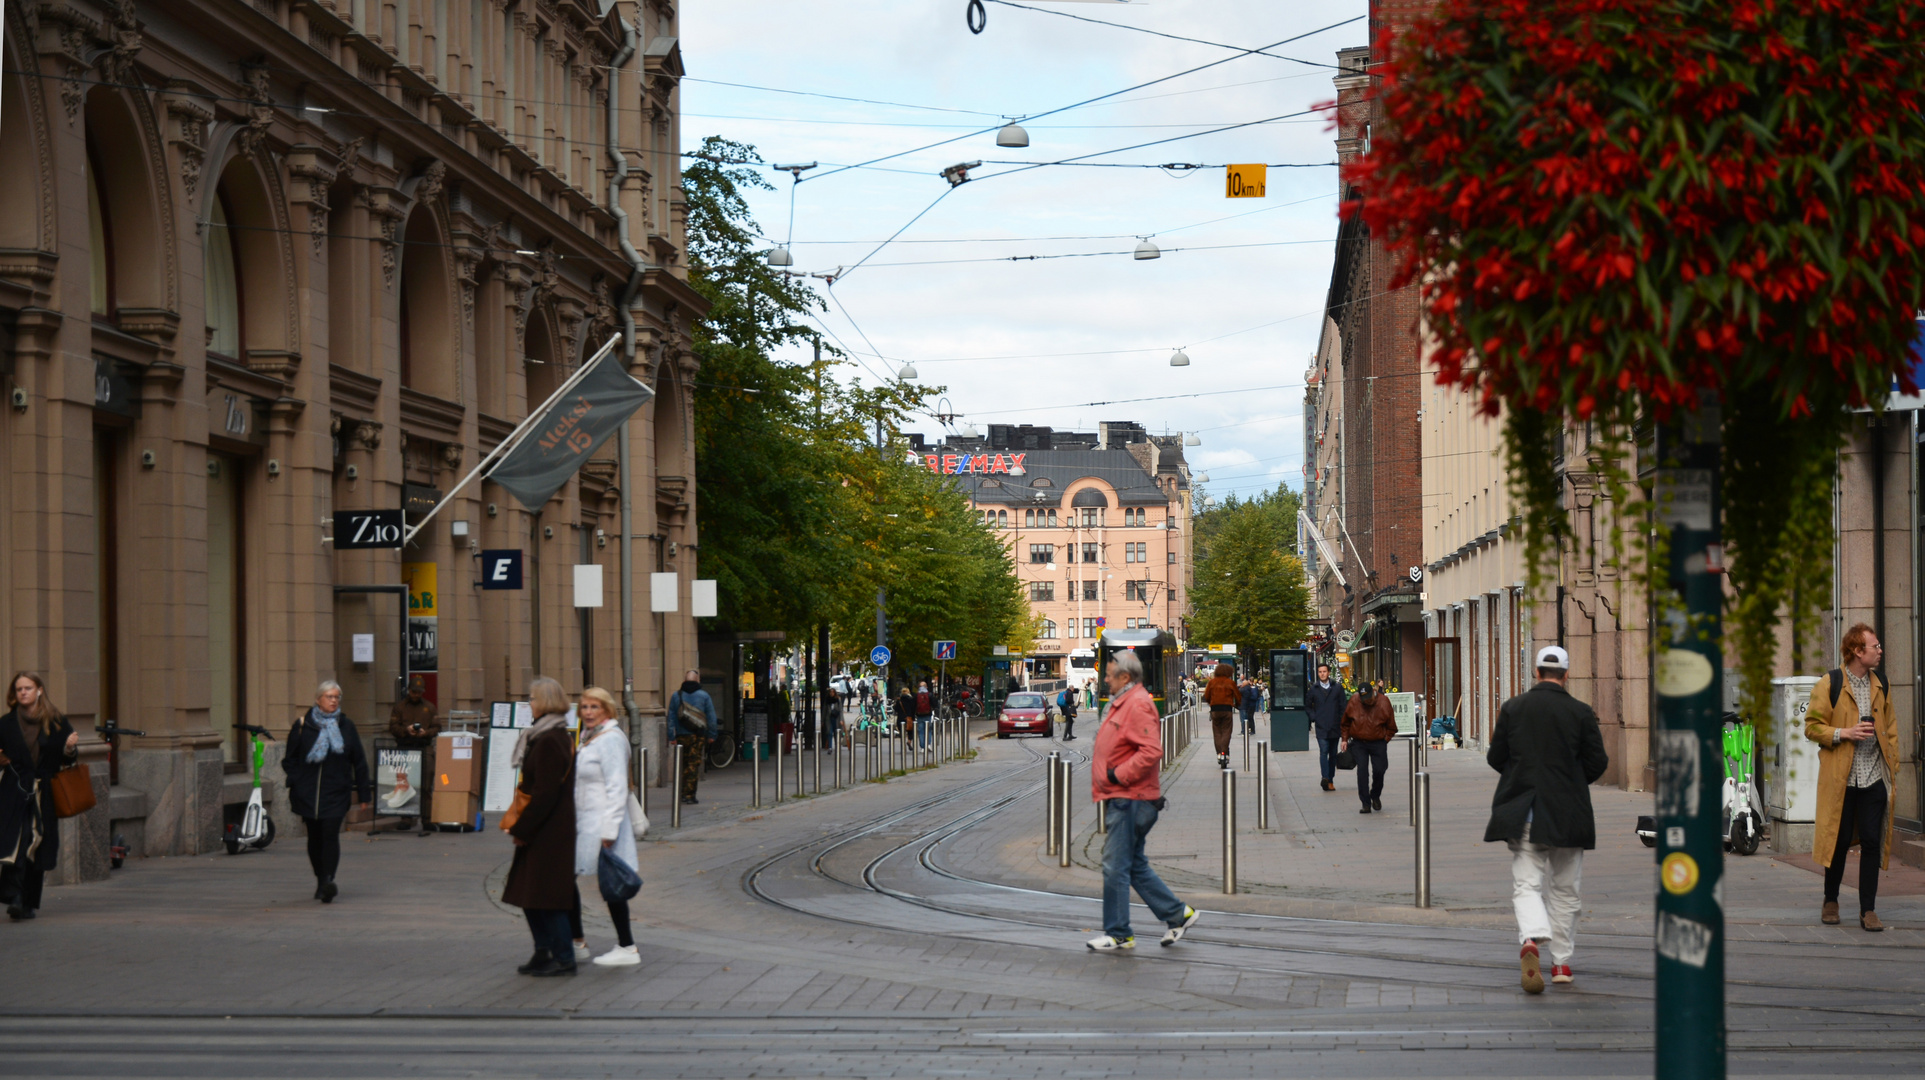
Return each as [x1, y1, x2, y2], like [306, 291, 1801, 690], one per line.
[742, 720, 1925, 1026]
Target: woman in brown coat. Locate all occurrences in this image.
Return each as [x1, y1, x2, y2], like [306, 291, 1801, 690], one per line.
[1203, 663, 1240, 768]
[1803, 623, 1900, 932]
[502, 677, 579, 974]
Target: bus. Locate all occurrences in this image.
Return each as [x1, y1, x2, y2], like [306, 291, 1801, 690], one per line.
[1096, 628, 1183, 716]
[1066, 648, 1097, 699]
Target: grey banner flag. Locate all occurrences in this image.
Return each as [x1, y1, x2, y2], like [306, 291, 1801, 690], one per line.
[489, 351, 655, 510]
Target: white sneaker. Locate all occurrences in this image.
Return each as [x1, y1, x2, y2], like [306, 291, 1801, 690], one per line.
[573, 943, 593, 961]
[592, 944, 641, 967]
[1160, 906, 1200, 946]
[1086, 934, 1135, 951]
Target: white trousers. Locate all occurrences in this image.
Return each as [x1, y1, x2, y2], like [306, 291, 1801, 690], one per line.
[1509, 824, 1584, 966]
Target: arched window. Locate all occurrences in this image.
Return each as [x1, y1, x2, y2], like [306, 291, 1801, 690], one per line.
[203, 192, 241, 358]
[1041, 619, 1056, 639]
[997, 510, 1008, 528]
[86, 146, 112, 316]
[1025, 509, 1034, 528]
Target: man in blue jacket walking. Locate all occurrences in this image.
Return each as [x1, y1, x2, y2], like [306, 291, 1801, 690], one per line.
[668, 669, 718, 805]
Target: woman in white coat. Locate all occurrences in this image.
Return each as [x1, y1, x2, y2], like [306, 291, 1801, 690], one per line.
[569, 686, 642, 966]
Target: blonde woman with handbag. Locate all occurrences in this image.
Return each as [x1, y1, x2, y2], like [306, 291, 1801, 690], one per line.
[568, 686, 647, 966]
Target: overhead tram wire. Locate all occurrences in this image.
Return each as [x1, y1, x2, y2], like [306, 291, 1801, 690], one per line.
[983, 3, 1358, 70]
[683, 77, 1005, 116]
[801, 15, 1370, 186]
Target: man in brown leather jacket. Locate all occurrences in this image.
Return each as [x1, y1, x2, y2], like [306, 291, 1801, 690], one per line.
[1340, 681, 1398, 814]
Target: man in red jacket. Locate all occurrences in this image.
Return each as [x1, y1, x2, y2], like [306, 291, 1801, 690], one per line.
[1087, 648, 1199, 951]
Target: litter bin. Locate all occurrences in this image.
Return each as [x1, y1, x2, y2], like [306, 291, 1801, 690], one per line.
[1766, 675, 1821, 854]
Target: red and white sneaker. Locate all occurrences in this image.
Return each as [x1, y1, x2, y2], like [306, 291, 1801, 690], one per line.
[1519, 943, 1544, 994]
[1550, 964, 1573, 984]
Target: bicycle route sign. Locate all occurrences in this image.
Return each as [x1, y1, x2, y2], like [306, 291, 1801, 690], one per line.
[869, 645, 892, 667]
[932, 640, 958, 661]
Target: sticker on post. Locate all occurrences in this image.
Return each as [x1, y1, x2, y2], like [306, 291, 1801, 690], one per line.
[1656, 650, 1715, 698]
[1654, 731, 1701, 818]
[1660, 852, 1700, 895]
[1655, 911, 1714, 969]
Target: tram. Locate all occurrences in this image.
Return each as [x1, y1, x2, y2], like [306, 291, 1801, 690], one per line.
[1095, 628, 1183, 715]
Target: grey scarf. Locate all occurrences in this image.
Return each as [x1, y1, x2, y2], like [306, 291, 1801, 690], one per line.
[305, 706, 345, 763]
[512, 712, 570, 768]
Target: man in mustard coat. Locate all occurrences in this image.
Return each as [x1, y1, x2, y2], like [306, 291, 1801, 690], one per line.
[1804, 623, 1900, 932]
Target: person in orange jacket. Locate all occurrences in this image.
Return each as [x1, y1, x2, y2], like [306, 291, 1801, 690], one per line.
[1203, 662, 1240, 769]
[1086, 648, 1199, 952]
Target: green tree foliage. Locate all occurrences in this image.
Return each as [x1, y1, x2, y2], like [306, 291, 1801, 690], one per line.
[685, 137, 1030, 677]
[1188, 484, 1312, 657]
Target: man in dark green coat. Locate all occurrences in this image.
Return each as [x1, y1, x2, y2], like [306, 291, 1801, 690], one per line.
[1485, 645, 1609, 994]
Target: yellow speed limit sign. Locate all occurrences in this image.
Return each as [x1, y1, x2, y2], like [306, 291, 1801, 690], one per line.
[1225, 163, 1267, 198]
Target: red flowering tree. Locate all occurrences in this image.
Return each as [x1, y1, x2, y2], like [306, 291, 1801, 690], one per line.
[1346, 0, 1925, 712]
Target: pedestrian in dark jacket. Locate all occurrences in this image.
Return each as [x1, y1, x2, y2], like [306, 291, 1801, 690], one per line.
[503, 676, 579, 976]
[1239, 680, 1263, 734]
[1305, 663, 1347, 791]
[1057, 687, 1079, 741]
[281, 680, 371, 903]
[0, 672, 80, 920]
[1485, 646, 1608, 993]
[1340, 681, 1397, 813]
[667, 670, 717, 805]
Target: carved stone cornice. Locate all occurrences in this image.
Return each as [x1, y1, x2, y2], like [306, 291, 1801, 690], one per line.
[359, 187, 406, 289]
[284, 145, 339, 256]
[158, 84, 215, 203]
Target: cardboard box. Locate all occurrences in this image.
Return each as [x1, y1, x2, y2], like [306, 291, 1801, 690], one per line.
[435, 732, 481, 793]
[431, 788, 479, 826]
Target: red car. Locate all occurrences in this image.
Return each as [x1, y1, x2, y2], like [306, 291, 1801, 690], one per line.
[996, 692, 1052, 739]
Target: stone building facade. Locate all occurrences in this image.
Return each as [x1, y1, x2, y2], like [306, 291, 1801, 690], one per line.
[1, 0, 705, 882]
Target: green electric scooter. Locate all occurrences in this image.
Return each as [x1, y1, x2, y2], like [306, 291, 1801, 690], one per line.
[223, 725, 277, 855]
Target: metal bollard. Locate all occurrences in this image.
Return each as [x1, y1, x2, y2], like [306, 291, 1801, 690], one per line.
[752, 737, 764, 808]
[812, 734, 821, 794]
[1415, 771, 1432, 908]
[669, 744, 682, 828]
[1221, 767, 1238, 894]
[1256, 741, 1269, 829]
[1160, 718, 1170, 769]
[775, 733, 785, 804]
[1057, 757, 1072, 868]
[638, 745, 650, 825]
[1045, 751, 1061, 855]
[1096, 797, 1107, 834]
[1243, 718, 1250, 772]
[1408, 736, 1418, 826]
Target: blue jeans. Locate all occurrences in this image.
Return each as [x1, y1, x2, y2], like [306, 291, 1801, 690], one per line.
[1101, 798, 1187, 940]
[916, 715, 931, 748]
[1316, 734, 1341, 781]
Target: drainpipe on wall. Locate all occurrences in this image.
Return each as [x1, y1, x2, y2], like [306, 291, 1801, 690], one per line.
[607, 15, 647, 761]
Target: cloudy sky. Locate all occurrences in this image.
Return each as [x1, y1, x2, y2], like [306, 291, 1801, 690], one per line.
[679, 1, 1370, 501]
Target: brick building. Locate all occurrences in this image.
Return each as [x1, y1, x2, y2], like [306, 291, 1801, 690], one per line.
[1, 0, 705, 880]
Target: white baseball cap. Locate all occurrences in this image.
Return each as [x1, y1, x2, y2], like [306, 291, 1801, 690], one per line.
[1535, 645, 1570, 670]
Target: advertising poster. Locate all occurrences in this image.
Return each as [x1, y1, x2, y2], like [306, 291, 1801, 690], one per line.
[377, 747, 423, 816]
[1389, 692, 1418, 736]
[403, 562, 438, 700]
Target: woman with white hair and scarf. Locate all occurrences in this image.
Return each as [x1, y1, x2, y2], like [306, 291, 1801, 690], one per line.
[281, 680, 371, 903]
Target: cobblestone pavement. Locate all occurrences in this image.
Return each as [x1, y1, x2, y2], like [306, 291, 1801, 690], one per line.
[2, 719, 1920, 1078]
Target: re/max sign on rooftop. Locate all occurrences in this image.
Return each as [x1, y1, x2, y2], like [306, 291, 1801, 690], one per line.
[918, 452, 1027, 475]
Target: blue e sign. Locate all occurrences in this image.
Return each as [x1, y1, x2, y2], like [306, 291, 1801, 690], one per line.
[480, 550, 524, 590]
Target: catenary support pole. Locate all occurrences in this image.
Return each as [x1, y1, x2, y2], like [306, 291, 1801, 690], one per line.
[1409, 736, 1419, 826]
[1654, 413, 1726, 1080]
[1415, 770, 1432, 908]
[1221, 767, 1237, 895]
